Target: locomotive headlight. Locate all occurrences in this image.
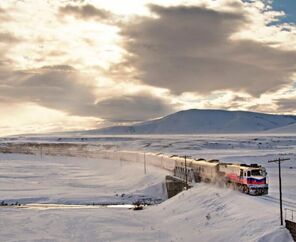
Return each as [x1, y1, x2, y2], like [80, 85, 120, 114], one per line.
[262, 169, 267, 176]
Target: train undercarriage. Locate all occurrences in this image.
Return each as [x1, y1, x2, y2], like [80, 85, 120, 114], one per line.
[226, 181, 268, 195]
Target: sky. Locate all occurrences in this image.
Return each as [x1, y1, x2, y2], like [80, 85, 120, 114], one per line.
[0, 0, 296, 136]
[272, 0, 296, 23]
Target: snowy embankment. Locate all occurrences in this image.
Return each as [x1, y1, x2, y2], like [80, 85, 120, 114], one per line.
[0, 184, 293, 242]
[148, 184, 293, 242]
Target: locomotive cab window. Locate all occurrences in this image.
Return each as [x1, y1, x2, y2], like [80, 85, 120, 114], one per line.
[251, 170, 263, 176]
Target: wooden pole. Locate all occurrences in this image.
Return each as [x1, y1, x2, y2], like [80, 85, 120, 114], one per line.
[279, 159, 283, 226]
[268, 158, 290, 226]
[144, 152, 147, 175]
[185, 156, 188, 190]
[40, 144, 43, 160]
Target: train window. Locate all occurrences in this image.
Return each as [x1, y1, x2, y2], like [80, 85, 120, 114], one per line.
[251, 170, 263, 176]
[247, 171, 251, 177]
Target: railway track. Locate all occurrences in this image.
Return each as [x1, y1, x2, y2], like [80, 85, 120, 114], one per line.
[258, 195, 296, 209]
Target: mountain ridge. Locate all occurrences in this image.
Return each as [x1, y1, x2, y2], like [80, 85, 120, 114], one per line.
[83, 109, 296, 134]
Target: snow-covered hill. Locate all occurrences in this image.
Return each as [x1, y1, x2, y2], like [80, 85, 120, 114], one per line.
[266, 122, 296, 133]
[86, 109, 296, 134]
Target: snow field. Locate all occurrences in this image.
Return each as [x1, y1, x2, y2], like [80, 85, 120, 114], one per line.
[0, 134, 295, 241]
[0, 153, 167, 205]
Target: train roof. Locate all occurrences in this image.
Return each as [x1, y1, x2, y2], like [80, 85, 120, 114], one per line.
[163, 154, 263, 169]
[190, 159, 219, 167]
[219, 163, 263, 170]
[172, 157, 219, 167]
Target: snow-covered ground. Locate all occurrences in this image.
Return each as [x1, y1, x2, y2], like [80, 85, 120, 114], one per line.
[0, 134, 295, 241]
[0, 153, 167, 205]
[0, 185, 293, 242]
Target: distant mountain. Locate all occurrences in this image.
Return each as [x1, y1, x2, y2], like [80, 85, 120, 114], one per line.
[84, 109, 296, 134]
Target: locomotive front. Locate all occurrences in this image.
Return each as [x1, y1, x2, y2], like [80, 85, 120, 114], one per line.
[220, 163, 269, 195]
[244, 166, 268, 195]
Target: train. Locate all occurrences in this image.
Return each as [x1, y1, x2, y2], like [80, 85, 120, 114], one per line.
[173, 157, 268, 195]
[90, 149, 268, 196]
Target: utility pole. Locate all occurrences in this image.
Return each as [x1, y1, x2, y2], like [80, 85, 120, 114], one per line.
[117, 147, 122, 168]
[40, 144, 43, 160]
[179, 155, 191, 190]
[268, 157, 291, 226]
[185, 155, 188, 189]
[144, 152, 147, 175]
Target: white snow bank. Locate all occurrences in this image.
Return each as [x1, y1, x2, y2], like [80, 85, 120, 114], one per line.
[258, 228, 293, 242]
[145, 184, 294, 242]
[0, 184, 293, 242]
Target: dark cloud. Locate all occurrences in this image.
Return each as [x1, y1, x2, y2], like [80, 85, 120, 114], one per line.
[0, 67, 94, 112]
[0, 32, 20, 43]
[0, 66, 173, 122]
[0, 7, 9, 21]
[275, 98, 296, 112]
[59, 4, 111, 21]
[40, 65, 75, 71]
[92, 93, 175, 122]
[119, 4, 296, 96]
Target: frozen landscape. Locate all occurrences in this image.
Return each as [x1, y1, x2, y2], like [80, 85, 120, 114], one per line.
[0, 134, 295, 241]
[1, 0, 296, 241]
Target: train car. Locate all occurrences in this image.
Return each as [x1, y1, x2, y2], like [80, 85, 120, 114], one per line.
[190, 159, 219, 183]
[173, 157, 219, 184]
[219, 163, 268, 195]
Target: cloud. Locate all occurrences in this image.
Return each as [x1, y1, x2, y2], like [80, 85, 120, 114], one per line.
[0, 66, 173, 122]
[59, 4, 111, 21]
[0, 7, 9, 21]
[0, 67, 94, 112]
[0, 7, 5, 17]
[275, 98, 296, 112]
[92, 93, 175, 122]
[40, 64, 75, 71]
[0, 32, 21, 43]
[119, 4, 296, 96]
